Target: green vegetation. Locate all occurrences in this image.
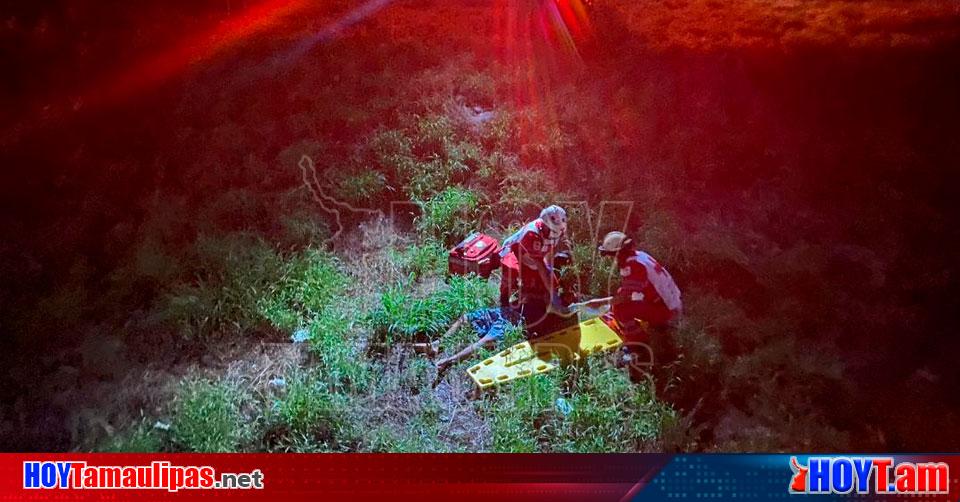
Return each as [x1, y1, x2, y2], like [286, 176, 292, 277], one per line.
[393, 238, 447, 279]
[88, 53, 850, 452]
[486, 360, 676, 453]
[97, 419, 165, 453]
[369, 275, 496, 344]
[11, 0, 942, 453]
[173, 379, 251, 453]
[331, 171, 389, 206]
[159, 237, 346, 338]
[271, 370, 356, 452]
[415, 186, 483, 246]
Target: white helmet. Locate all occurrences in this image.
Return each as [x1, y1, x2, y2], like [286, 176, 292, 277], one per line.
[539, 205, 567, 236]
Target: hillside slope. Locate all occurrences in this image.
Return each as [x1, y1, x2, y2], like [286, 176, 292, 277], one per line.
[2, 0, 959, 451]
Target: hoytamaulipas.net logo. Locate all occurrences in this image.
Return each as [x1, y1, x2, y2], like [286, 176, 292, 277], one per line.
[789, 456, 949, 495]
[23, 461, 264, 492]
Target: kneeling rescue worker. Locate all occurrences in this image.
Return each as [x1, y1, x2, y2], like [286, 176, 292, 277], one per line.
[499, 205, 570, 334]
[598, 231, 682, 336]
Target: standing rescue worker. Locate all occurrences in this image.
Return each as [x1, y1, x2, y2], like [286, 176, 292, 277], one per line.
[499, 205, 569, 333]
[598, 231, 682, 333]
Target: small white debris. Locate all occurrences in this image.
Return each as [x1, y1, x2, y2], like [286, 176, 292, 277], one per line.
[291, 328, 311, 343]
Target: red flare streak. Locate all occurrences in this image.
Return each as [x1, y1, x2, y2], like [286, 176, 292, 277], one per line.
[85, 0, 312, 106]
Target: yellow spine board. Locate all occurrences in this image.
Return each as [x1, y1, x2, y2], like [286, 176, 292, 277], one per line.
[467, 317, 623, 389]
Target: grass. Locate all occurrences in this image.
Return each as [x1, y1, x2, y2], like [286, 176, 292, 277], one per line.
[16, 0, 956, 455]
[97, 419, 165, 453]
[258, 248, 346, 331]
[97, 54, 830, 455]
[160, 237, 346, 337]
[173, 379, 250, 453]
[106, 63, 691, 452]
[393, 238, 448, 280]
[160, 234, 286, 338]
[567, 241, 618, 298]
[484, 359, 676, 452]
[306, 306, 374, 393]
[369, 274, 496, 344]
[415, 186, 483, 246]
[271, 370, 356, 451]
[332, 170, 389, 206]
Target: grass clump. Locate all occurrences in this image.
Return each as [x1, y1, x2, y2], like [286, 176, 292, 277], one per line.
[161, 233, 285, 338]
[331, 170, 389, 206]
[159, 235, 347, 338]
[173, 378, 250, 453]
[97, 419, 165, 453]
[393, 238, 447, 279]
[485, 360, 676, 452]
[307, 307, 374, 393]
[567, 241, 618, 298]
[415, 186, 483, 246]
[258, 248, 346, 331]
[271, 370, 355, 451]
[487, 371, 564, 453]
[369, 274, 495, 343]
[564, 362, 676, 452]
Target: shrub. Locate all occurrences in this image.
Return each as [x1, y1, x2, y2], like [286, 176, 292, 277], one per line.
[173, 379, 249, 453]
[258, 248, 346, 331]
[393, 238, 447, 279]
[273, 370, 354, 449]
[97, 419, 165, 453]
[415, 186, 483, 245]
[369, 275, 495, 343]
[485, 360, 676, 452]
[331, 170, 389, 206]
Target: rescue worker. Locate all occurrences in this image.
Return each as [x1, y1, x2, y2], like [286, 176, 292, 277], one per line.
[498, 205, 570, 335]
[597, 231, 682, 335]
[594, 231, 682, 386]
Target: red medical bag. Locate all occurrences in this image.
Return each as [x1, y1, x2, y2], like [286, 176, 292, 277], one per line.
[448, 233, 501, 278]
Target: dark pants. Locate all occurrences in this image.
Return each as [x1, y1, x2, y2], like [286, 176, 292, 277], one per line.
[612, 298, 676, 329]
[499, 264, 519, 307]
[519, 296, 575, 339]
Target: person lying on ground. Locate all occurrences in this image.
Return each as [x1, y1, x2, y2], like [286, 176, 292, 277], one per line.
[426, 294, 579, 373]
[433, 305, 524, 373]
